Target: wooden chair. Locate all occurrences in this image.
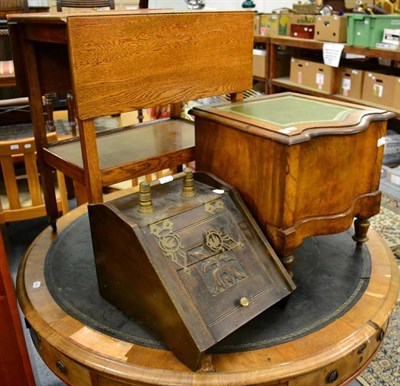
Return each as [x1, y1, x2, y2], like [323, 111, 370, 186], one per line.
[0, 132, 68, 224]
[56, 0, 149, 10]
[56, 0, 115, 11]
[7, 10, 253, 225]
[50, 0, 147, 135]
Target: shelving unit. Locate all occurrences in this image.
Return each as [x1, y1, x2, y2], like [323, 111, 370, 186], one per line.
[268, 36, 400, 115]
[252, 36, 270, 93]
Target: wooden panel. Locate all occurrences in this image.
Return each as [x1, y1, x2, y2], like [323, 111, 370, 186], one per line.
[67, 11, 254, 119]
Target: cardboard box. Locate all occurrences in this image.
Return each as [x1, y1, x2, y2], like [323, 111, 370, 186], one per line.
[315, 15, 347, 43]
[290, 58, 336, 93]
[253, 49, 267, 78]
[307, 61, 336, 93]
[254, 13, 261, 36]
[362, 71, 400, 110]
[290, 57, 310, 86]
[258, 13, 280, 37]
[290, 23, 315, 39]
[258, 14, 316, 37]
[338, 67, 364, 99]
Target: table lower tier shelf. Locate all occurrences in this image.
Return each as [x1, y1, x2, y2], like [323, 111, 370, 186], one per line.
[17, 198, 399, 386]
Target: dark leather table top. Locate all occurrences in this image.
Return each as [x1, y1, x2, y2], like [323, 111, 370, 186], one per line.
[45, 214, 370, 353]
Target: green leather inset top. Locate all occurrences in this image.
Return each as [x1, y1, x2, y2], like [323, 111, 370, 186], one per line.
[216, 95, 359, 128]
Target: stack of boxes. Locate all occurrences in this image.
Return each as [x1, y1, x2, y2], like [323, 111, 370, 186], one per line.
[254, 13, 316, 38]
[273, 13, 400, 111]
[288, 15, 347, 95]
[344, 14, 400, 111]
[289, 58, 336, 93]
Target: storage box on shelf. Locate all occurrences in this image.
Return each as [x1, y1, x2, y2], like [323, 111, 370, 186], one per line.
[290, 23, 315, 39]
[254, 13, 316, 38]
[338, 67, 364, 99]
[315, 15, 347, 43]
[267, 36, 400, 114]
[347, 14, 400, 49]
[362, 71, 400, 110]
[383, 129, 400, 166]
[253, 48, 267, 78]
[381, 165, 400, 198]
[289, 57, 337, 93]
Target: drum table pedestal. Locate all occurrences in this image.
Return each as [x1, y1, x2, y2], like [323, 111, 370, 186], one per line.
[17, 199, 399, 386]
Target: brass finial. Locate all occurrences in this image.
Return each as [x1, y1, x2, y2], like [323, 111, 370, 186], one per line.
[181, 168, 196, 198]
[138, 181, 153, 214]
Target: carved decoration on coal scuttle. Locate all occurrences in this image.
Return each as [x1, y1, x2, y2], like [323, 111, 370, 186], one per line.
[202, 229, 247, 295]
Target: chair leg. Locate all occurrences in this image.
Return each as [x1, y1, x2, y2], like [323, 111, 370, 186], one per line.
[44, 93, 56, 132]
[137, 109, 144, 123]
[66, 92, 77, 136]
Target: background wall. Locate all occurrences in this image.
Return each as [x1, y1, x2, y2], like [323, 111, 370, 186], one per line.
[149, 1, 295, 12]
[42, 0, 295, 12]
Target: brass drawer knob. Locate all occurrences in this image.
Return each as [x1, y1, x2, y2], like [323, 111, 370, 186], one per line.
[240, 297, 250, 307]
[56, 360, 68, 375]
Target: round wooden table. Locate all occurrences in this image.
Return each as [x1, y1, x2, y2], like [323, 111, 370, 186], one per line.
[17, 200, 399, 386]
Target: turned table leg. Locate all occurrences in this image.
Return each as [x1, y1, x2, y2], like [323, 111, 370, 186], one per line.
[352, 217, 370, 248]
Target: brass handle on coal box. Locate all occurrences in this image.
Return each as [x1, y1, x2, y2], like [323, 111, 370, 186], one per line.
[240, 297, 250, 307]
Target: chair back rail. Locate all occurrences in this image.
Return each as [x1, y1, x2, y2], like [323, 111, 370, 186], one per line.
[57, 0, 115, 11]
[67, 11, 254, 120]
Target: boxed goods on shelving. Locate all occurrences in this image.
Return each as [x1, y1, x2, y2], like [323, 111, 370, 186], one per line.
[293, 2, 320, 14]
[315, 15, 347, 43]
[308, 61, 337, 93]
[347, 14, 400, 48]
[290, 23, 315, 39]
[383, 130, 400, 165]
[255, 13, 315, 37]
[254, 12, 261, 35]
[256, 13, 280, 36]
[361, 71, 400, 110]
[253, 49, 267, 78]
[290, 57, 336, 93]
[286, 14, 316, 36]
[290, 57, 309, 85]
[383, 165, 400, 186]
[381, 165, 400, 198]
[338, 68, 364, 99]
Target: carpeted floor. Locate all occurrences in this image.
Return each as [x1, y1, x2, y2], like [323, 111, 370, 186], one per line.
[356, 192, 400, 386]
